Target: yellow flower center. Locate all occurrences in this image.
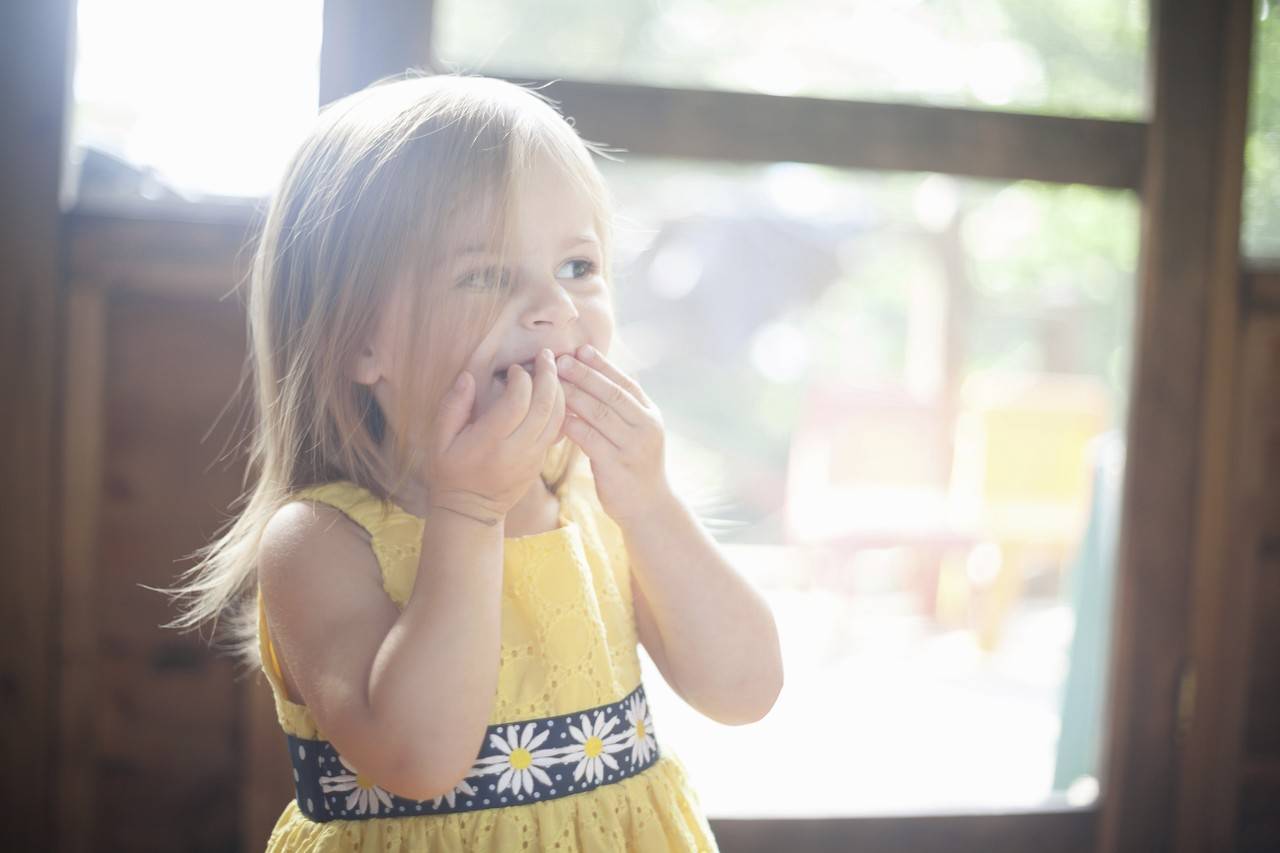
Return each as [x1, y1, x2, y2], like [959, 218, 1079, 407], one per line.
[585, 736, 603, 758]
[510, 747, 533, 770]
[355, 772, 374, 790]
[636, 721, 646, 739]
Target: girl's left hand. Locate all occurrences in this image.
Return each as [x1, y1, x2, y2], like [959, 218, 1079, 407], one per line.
[555, 345, 672, 526]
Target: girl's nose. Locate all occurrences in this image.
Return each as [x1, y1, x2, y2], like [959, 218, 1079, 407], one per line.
[523, 278, 579, 327]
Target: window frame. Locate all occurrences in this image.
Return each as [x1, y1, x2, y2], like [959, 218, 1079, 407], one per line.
[306, 0, 1271, 849]
[39, 0, 1265, 850]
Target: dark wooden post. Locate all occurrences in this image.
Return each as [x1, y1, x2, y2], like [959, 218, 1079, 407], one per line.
[0, 0, 74, 849]
[1099, 1, 1255, 851]
[320, 0, 436, 107]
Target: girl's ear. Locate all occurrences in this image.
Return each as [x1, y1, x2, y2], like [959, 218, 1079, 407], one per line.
[346, 343, 383, 386]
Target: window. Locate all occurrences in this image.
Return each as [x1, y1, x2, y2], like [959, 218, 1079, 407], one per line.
[58, 0, 1255, 846]
[68, 0, 322, 205]
[603, 157, 1137, 814]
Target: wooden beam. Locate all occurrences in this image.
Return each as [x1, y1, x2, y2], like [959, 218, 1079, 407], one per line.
[1243, 266, 1280, 312]
[1246, 539, 1280, 761]
[65, 208, 259, 303]
[500, 77, 1147, 189]
[55, 288, 106, 853]
[0, 0, 73, 848]
[1238, 758, 1280, 852]
[320, 0, 434, 106]
[1099, 1, 1255, 852]
[1171, 0, 1259, 848]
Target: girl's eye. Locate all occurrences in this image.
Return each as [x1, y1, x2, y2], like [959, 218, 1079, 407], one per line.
[456, 267, 510, 290]
[557, 258, 598, 280]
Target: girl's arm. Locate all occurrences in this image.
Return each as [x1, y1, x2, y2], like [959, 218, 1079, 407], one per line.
[554, 345, 783, 726]
[259, 499, 505, 801]
[621, 491, 784, 726]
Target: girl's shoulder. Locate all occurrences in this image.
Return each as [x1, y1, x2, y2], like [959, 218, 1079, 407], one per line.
[259, 489, 381, 580]
[283, 479, 412, 545]
[256, 482, 391, 601]
[291, 480, 386, 524]
[271, 480, 423, 600]
[256, 488, 405, 714]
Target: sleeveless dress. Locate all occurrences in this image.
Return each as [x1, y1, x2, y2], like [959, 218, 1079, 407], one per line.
[255, 458, 720, 852]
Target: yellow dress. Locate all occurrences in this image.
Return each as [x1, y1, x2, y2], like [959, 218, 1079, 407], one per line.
[256, 458, 720, 852]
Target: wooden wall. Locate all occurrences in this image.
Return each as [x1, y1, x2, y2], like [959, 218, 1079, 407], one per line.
[1235, 286, 1280, 853]
[55, 211, 298, 852]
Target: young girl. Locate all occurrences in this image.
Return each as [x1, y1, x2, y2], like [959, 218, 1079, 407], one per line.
[165, 71, 783, 852]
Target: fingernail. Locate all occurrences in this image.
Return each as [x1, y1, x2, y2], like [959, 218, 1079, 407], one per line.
[454, 372, 468, 391]
[557, 354, 574, 370]
[580, 344, 596, 360]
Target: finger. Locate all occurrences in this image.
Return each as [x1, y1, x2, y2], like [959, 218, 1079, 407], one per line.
[510, 349, 559, 443]
[576, 346, 654, 408]
[561, 380, 628, 447]
[552, 383, 573, 445]
[477, 362, 532, 442]
[562, 410, 618, 458]
[434, 370, 476, 454]
[555, 354, 644, 427]
[534, 364, 567, 448]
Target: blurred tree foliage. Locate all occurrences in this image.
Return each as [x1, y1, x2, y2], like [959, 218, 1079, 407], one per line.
[438, 0, 1145, 117]
[598, 156, 1138, 536]
[1245, 0, 1279, 259]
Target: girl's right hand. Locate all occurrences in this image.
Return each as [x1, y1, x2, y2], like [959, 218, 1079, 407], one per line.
[426, 348, 566, 525]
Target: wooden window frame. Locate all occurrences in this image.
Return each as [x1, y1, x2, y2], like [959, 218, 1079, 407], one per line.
[4, 0, 1266, 850]
[311, 3, 1266, 851]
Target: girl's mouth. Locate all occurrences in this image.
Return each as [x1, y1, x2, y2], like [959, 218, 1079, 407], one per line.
[493, 360, 537, 384]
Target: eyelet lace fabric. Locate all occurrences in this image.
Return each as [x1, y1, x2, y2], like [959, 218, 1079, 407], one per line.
[256, 459, 719, 851]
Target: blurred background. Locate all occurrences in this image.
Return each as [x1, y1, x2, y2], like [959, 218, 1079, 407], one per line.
[4, 0, 1279, 851]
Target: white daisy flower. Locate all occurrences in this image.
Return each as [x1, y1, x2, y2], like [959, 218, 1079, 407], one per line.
[622, 693, 657, 765]
[432, 776, 478, 810]
[319, 754, 394, 816]
[469, 721, 563, 796]
[563, 710, 629, 785]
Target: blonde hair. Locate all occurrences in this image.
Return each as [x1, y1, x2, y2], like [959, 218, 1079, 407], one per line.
[158, 71, 620, 672]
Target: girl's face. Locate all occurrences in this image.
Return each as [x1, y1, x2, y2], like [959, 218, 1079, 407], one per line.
[365, 154, 615, 448]
[452, 157, 614, 424]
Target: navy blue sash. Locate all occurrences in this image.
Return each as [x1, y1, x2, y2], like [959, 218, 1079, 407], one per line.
[287, 682, 660, 822]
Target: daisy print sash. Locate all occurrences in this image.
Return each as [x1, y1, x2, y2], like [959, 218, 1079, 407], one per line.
[286, 682, 660, 822]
